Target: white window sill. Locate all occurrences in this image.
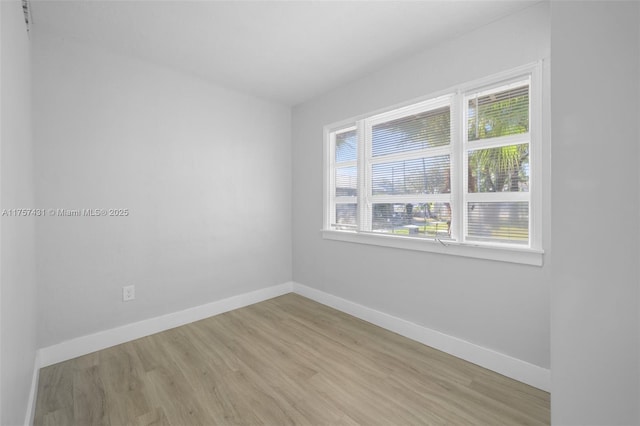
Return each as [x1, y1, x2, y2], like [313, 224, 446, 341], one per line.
[321, 230, 544, 266]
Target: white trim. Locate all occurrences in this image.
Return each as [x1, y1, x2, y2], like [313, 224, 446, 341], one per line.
[31, 281, 549, 404]
[24, 351, 40, 426]
[334, 196, 357, 204]
[324, 62, 541, 136]
[367, 94, 452, 126]
[324, 62, 544, 262]
[368, 145, 451, 164]
[324, 127, 335, 229]
[335, 160, 356, 168]
[322, 229, 543, 266]
[450, 89, 463, 242]
[456, 63, 539, 93]
[462, 72, 535, 249]
[357, 120, 368, 231]
[529, 61, 544, 250]
[292, 282, 550, 392]
[38, 282, 294, 368]
[334, 126, 356, 136]
[469, 77, 531, 99]
[464, 133, 530, 151]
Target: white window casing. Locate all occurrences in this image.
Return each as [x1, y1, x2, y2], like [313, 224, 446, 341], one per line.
[323, 62, 544, 266]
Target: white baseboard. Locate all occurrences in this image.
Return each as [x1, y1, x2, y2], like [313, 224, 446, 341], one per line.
[35, 280, 549, 397]
[292, 282, 550, 392]
[39, 282, 294, 368]
[24, 351, 40, 426]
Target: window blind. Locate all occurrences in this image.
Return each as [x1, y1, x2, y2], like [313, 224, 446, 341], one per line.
[464, 79, 531, 245]
[326, 67, 539, 254]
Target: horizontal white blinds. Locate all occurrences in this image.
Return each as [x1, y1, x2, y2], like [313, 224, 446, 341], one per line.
[372, 156, 450, 196]
[327, 69, 538, 250]
[372, 106, 450, 156]
[335, 204, 357, 230]
[371, 202, 452, 238]
[335, 129, 357, 162]
[464, 78, 531, 245]
[467, 202, 528, 244]
[332, 128, 358, 230]
[468, 84, 529, 142]
[365, 101, 453, 237]
[336, 166, 357, 196]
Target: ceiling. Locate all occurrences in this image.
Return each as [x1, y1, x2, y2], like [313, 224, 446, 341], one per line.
[30, 1, 539, 106]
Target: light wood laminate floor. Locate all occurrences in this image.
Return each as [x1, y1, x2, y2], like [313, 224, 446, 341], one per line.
[34, 293, 550, 425]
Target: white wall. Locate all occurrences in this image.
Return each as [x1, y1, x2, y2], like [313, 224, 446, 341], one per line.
[0, 1, 39, 425]
[32, 32, 292, 347]
[22, 2, 640, 424]
[550, 2, 640, 424]
[292, 3, 551, 369]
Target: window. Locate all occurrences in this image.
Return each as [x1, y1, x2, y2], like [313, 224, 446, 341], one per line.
[464, 80, 531, 246]
[331, 127, 358, 230]
[324, 64, 543, 265]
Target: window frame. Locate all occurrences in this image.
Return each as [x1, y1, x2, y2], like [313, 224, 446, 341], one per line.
[322, 62, 544, 266]
[364, 95, 453, 235]
[462, 76, 532, 248]
[328, 125, 358, 230]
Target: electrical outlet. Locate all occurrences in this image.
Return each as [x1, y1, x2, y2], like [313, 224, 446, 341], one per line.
[122, 285, 135, 302]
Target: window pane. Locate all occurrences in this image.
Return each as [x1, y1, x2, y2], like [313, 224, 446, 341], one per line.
[335, 166, 357, 197]
[468, 144, 529, 193]
[468, 84, 529, 141]
[335, 129, 357, 163]
[372, 202, 451, 238]
[467, 202, 528, 244]
[372, 106, 450, 157]
[334, 204, 357, 230]
[372, 156, 450, 196]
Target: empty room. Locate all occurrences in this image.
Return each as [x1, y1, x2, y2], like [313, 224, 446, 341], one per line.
[1, 0, 639, 425]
